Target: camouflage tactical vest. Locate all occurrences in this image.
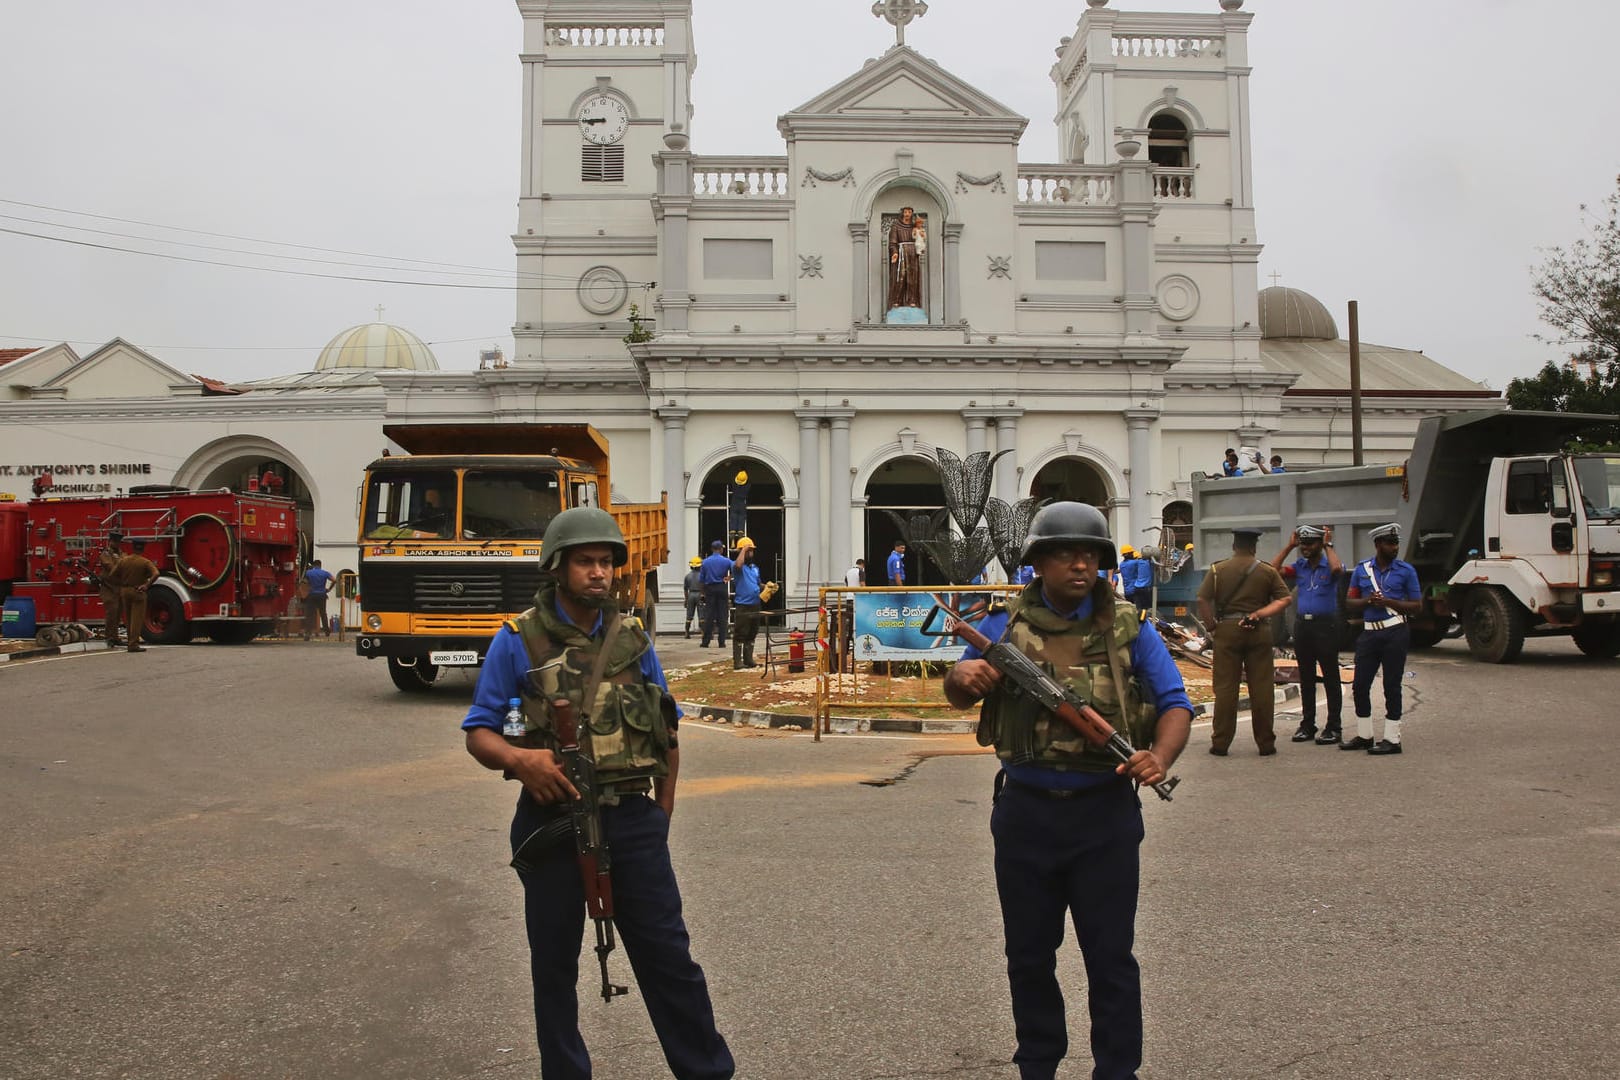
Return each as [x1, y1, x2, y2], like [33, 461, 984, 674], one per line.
[504, 582, 671, 783]
[976, 581, 1159, 773]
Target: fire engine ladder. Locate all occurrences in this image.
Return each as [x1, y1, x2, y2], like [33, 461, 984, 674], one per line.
[99, 507, 182, 545]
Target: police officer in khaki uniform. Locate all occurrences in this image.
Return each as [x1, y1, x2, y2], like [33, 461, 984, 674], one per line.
[96, 532, 126, 648]
[104, 544, 160, 653]
[1197, 527, 1291, 755]
[461, 507, 734, 1080]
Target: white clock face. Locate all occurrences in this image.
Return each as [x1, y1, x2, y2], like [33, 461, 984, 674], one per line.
[577, 95, 629, 146]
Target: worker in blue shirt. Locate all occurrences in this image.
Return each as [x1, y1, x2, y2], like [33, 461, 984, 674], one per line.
[302, 559, 335, 640]
[1119, 545, 1154, 611]
[1344, 522, 1423, 755]
[1221, 448, 1244, 477]
[887, 540, 907, 586]
[944, 502, 1192, 1080]
[698, 539, 731, 649]
[730, 536, 763, 668]
[1271, 524, 1344, 744]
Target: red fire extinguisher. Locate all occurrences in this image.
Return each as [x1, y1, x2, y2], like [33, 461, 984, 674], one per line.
[788, 630, 805, 673]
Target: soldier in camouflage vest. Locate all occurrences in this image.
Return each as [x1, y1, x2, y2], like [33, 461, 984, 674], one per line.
[461, 507, 734, 1080]
[944, 502, 1193, 1080]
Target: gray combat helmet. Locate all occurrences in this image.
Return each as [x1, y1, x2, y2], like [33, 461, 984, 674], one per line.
[539, 506, 628, 570]
[1020, 501, 1118, 570]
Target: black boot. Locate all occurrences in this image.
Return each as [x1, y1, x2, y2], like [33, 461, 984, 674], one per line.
[743, 644, 756, 668]
[1315, 725, 1341, 745]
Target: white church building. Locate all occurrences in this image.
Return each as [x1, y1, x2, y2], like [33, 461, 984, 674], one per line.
[0, 0, 1497, 622]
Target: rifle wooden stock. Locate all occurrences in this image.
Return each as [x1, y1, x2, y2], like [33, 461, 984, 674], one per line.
[943, 604, 1181, 802]
[550, 698, 629, 1001]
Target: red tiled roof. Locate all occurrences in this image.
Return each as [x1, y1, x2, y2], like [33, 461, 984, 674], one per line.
[191, 374, 245, 395]
[0, 347, 36, 367]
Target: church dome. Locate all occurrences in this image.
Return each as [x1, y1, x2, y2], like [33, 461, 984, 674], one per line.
[1258, 287, 1339, 341]
[314, 322, 440, 372]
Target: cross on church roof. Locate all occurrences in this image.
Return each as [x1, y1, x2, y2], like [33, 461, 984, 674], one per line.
[1267, 272, 1282, 288]
[375, 304, 386, 322]
[872, 0, 928, 47]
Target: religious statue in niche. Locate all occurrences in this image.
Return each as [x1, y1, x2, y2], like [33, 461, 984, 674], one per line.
[883, 207, 928, 322]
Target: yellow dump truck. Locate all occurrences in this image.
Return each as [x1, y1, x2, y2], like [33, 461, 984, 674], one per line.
[355, 423, 668, 691]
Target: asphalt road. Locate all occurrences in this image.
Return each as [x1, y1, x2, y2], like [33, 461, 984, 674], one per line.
[1, 633, 1616, 1079]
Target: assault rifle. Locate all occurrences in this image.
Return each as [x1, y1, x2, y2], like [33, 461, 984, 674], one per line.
[924, 600, 1182, 802]
[550, 697, 630, 1003]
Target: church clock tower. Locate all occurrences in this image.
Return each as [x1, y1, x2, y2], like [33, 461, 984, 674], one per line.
[513, 1, 695, 370]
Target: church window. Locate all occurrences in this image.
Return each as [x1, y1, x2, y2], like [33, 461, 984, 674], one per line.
[582, 144, 625, 183]
[1147, 113, 1190, 168]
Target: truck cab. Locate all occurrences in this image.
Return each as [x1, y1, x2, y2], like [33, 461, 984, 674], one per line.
[1446, 451, 1620, 661]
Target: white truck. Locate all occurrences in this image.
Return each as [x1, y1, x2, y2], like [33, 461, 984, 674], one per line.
[1191, 409, 1620, 662]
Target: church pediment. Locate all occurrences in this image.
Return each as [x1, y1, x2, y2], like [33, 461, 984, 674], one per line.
[36, 338, 207, 400]
[779, 47, 1026, 141]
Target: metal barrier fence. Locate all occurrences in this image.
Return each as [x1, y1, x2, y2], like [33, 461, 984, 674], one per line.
[811, 585, 1022, 741]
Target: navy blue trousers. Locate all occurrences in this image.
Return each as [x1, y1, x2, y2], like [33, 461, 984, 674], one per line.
[513, 795, 734, 1080]
[1353, 624, 1409, 721]
[699, 585, 728, 646]
[991, 776, 1145, 1080]
[1292, 618, 1342, 728]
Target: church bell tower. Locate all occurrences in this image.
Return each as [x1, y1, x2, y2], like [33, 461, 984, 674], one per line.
[512, 1, 696, 370]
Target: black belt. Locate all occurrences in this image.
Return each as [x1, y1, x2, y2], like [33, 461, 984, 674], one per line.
[1003, 776, 1114, 800]
[1297, 613, 1336, 621]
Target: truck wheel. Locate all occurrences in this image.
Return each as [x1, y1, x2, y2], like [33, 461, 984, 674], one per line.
[387, 656, 440, 693]
[1572, 621, 1620, 659]
[143, 587, 192, 645]
[1407, 621, 1448, 650]
[1464, 588, 1525, 664]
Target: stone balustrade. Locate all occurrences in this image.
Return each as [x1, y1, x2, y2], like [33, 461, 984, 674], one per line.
[1111, 34, 1221, 59]
[1153, 168, 1195, 200]
[545, 25, 664, 47]
[692, 158, 791, 198]
[1017, 167, 1117, 206]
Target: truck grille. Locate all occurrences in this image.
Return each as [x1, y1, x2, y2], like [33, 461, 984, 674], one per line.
[361, 563, 544, 614]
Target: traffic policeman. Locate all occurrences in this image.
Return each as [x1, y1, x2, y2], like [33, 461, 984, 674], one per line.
[1271, 524, 1345, 744]
[461, 507, 734, 1079]
[943, 502, 1192, 1080]
[1344, 522, 1422, 755]
[1196, 527, 1291, 755]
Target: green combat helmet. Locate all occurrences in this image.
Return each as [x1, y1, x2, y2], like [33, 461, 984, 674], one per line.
[540, 506, 628, 571]
[1020, 501, 1118, 570]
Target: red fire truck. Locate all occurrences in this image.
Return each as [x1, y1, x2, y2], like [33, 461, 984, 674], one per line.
[0, 486, 302, 645]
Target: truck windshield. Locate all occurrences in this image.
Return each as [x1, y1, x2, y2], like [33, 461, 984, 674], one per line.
[461, 470, 562, 539]
[1573, 456, 1620, 521]
[363, 471, 457, 539]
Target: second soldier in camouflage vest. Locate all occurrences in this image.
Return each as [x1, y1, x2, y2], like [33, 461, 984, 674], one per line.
[945, 502, 1192, 1080]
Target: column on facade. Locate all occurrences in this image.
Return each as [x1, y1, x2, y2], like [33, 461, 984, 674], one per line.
[657, 407, 690, 581]
[1124, 408, 1158, 549]
[964, 413, 988, 458]
[1115, 140, 1157, 342]
[992, 410, 1022, 503]
[827, 411, 855, 581]
[654, 140, 694, 332]
[796, 412, 823, 584]
[943, 223, 963, 325]
[849, 224, 870, 324]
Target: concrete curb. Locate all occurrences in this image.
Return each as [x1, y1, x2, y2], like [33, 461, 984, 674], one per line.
[679, 682, 1301, 736]
[0, 639, 104, 665]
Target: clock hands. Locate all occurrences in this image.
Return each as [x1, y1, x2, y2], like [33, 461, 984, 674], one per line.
[582, 116, 607, 125]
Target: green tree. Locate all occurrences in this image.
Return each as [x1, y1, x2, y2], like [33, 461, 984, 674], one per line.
[1532, 174, 1620, 365]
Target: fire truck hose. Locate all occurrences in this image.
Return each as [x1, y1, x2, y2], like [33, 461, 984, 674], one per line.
[173, 513, 236, 592]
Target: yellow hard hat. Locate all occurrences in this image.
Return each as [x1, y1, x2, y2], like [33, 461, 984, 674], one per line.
[1120, 544, 1135, 555]
[689, 556, 702, 567]
[734, 469, 749, 485]
[1184, 543, 1195, 551]
[736, 535, 755, 550]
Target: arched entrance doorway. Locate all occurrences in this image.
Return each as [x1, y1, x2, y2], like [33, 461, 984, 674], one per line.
[697, 456, 786, 604]
[1029, 457, 1113, 522]
[177, 437, 318, 563]
[863, 455, 946, 586]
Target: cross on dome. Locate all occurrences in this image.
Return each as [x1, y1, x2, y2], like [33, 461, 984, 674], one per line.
[872, 0, 928, 47]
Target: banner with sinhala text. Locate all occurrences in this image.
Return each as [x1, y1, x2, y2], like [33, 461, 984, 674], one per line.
[851, 592, 963, 661]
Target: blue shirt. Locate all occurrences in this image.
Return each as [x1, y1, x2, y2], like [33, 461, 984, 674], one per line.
[304, 567, 334, 597]
[734, 561, 762, 605]
[960, 589, 1193, 790]
[1269, 465, 1286, 473]
[1014, 565, 1035, 586]
[699, 552, 732, 586]
[1284, 555, 1341, 617]
[1121, 558, 1153, 592]
[1222, 461, 1244, 477]
[1349, 558, 1421, 624]
[887, 549, 906, 585]
[462, 602, 673, 734]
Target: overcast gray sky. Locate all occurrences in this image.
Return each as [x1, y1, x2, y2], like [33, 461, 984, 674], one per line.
[3, 0, 1617, 389]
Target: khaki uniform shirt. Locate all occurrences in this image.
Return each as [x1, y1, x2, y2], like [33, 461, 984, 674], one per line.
[104, 555, 160, 590]
[1197, 554, 1289, 618]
